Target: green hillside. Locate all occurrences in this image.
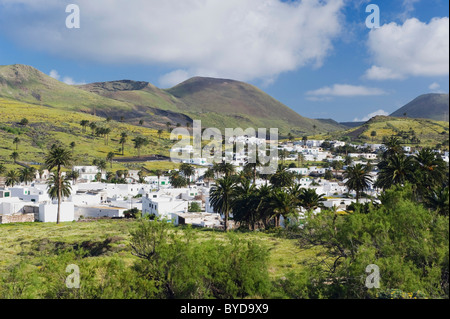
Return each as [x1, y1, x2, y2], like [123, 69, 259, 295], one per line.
[0, 64, 134, 114]
[0, 98, 174, 172]
[390, 93, 449, 122]
[326, 116, 449, 149]
[0, 64, 345, 135]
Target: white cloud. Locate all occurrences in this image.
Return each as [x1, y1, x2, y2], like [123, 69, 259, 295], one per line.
[62, 76, 85, 86]
[48, 69, 84, 85]
[365, 17, 449, 80]
[364, 66, 405, 80]
[49, 69, 60, 80]
[429, 82, 441, 91]
[399, 0, 420, 20]
[306, 84, 387, 97]
[0, 0, 345, 84]
[159, 69, 191, 88]
[305, 96, 333, 102]
[353, 109, 389, 122]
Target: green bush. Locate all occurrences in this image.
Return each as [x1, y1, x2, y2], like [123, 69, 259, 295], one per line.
[129, 220, 271, 299]
[294, 184, 449, 299]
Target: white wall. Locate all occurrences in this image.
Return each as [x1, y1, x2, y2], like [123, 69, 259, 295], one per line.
[75, 206, 126, 219]
[0, 200, 37, 215]
[39, 202, 75, 223]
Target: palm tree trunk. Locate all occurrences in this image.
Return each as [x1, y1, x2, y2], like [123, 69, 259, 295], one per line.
[57, 167, 61, 224]
[224, 209, 229, 232]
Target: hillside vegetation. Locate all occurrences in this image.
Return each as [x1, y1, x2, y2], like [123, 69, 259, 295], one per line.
[0, 98, 174, 171]
[326, 116, 449, 149]
[1, 64, 344, 136]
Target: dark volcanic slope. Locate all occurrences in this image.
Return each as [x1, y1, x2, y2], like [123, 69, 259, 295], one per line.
[390, 93, 449, 122]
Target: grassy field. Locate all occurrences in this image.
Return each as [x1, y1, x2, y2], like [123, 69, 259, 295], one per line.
[0, 219, 318, 281]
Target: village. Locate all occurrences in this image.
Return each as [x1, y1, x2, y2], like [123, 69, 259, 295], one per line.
[1, 137, 449, 228]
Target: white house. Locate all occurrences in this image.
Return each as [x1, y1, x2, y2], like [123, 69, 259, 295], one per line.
[0, 197, 38, 216]
[142, 194, 189, 219]
[73, 166, 104, 182]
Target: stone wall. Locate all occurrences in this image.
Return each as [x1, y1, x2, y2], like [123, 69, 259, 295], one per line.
[23, 205, 40, 221]
[0, 213, 35, 224]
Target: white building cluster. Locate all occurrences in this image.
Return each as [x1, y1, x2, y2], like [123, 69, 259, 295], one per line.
[1, 137, 447, 227]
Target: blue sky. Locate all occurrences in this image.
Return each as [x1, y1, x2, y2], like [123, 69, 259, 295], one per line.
[0, 0, 448, 122]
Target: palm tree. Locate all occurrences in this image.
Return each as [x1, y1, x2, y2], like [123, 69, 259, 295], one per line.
[106, 152, 115, 169]
[344, 155, 353, 166]
[80, 120, 90, 133]
[414, 148, 447, 194]
[302, 136, 308, 145]
[106, 171, 115, 183]
[89, 122, 97, 136]
[119, 132, 128, 156]
[212, 162, 222, 178]
[94, 159, 107, 177]
[95, 172, 102, 182]
[331, 160, 343, 180]
[137, 170, 146, 183]
[279, 149, 289, 164]
[425, 186, 449, 216]
[19, 167, 36, 185]
[69, 142, 76, 154]
[344, 164, 372, 202]
[254, 184, 274, 229]
[45, 146, 73, 224]
[133, 136, 149, 158]
[97, 127, 112, 145]
[217, 162, 235, 177]
[245, 153, 262, 184]
[37, 167, 45, 181]
[169, 171, 188, 188]
[270, 166, 294, 188]
[13, 137, 20, 151]
[375, 153, 415, 190]
[232, 179, 259, 230]
[67, 170, 80, 185]
[5, 170, 20, 187]
[209, 176, 237, 232]
[269, 188, 296, 227]
[180, 163, 195, 187]
[10, 151, 19, 164]
[47, 174, 72, 204]
[153, 169, 163, 190]
[382, 136, 403, 160]
[203, 168, 215, 187]
[298, 188, 325, 211]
